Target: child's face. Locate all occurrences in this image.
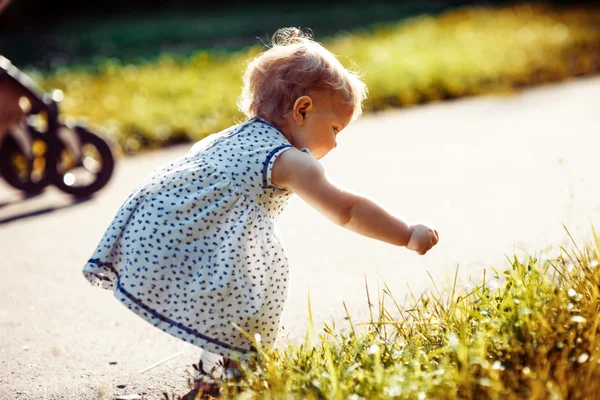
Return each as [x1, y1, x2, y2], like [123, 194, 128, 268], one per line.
[290, 90, 353, 159]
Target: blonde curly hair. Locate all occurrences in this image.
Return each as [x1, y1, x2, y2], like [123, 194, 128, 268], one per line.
[238, 27, 367, 124]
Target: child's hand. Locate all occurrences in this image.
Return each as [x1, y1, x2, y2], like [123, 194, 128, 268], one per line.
[407, 223, 439, 255]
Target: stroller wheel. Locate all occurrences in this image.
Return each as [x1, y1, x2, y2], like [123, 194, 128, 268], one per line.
[51, 124, 115, 197]
[0, 126, 51, 194]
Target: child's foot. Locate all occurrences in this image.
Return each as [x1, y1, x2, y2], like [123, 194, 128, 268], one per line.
[186, 374, 220, 398]
[187, 357, 242, 398]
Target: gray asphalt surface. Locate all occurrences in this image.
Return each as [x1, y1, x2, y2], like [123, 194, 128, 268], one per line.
[1, 77, 600, 399]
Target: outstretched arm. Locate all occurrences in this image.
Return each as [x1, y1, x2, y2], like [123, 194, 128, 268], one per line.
[271, 148, 438, 253]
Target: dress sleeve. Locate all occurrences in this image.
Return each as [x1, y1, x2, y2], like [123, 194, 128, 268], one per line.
[261, 144, 293, 190]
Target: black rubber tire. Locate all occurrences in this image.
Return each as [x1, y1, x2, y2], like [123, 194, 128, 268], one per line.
[51, 125, 115, 197]
[0, 126, 51, 194]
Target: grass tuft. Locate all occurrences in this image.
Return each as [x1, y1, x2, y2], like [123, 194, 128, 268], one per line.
[217, 227, 600, 399]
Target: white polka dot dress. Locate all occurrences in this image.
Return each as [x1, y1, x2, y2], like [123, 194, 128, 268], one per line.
[82, 116, 304, 361]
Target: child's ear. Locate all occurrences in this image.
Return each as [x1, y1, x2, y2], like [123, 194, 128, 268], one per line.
[292, 96, 313, 126]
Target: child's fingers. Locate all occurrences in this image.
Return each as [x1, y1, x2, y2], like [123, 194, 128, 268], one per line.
[418, 241, 431, 256]
[425, 234, 437, 254]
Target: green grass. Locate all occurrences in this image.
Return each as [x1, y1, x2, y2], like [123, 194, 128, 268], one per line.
[208, 226, 600, 399]
[1, 1, 506, 70]
[29, 4, 600, 154]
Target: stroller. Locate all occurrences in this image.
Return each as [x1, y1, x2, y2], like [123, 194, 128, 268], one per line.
[0, 56, 115, 197]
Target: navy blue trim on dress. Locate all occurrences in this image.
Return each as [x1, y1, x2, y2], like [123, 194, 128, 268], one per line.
[88, 258, 118, 276]
[86, 259, 252, 354]
[262, 144, 293, 189]
[116, 281, 252, 354]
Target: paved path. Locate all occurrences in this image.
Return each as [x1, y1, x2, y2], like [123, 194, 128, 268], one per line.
[1, 77, 600, 399]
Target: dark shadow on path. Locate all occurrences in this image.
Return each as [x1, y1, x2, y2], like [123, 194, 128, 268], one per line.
[0, 191, 45, 209]
[0, 195, 93, 225]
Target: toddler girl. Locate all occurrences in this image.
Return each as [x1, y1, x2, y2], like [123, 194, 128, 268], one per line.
[82, 27, 439, 396]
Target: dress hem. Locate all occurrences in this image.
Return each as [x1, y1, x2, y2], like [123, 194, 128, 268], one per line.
[83, 259, 256, 362]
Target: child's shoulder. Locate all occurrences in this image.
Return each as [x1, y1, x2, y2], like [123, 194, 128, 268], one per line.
[189, 117, 290, 161]
[235, 116, 283, 139]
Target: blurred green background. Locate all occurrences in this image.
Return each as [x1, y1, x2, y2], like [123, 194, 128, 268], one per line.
[1, 0, 599, 154]
[1, 0, 518, 69]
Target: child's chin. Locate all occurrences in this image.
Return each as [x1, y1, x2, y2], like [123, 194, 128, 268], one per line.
[320, 150, 334, 159]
